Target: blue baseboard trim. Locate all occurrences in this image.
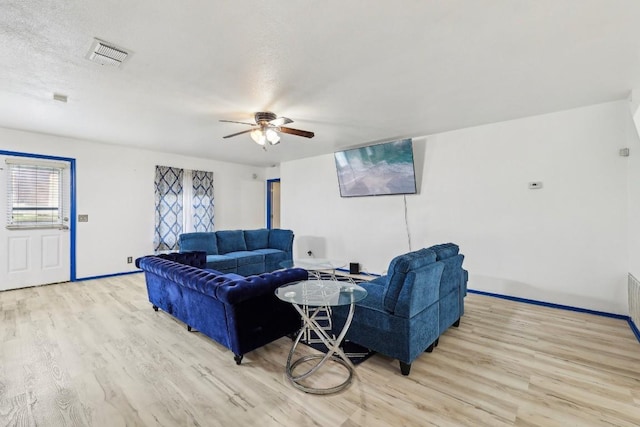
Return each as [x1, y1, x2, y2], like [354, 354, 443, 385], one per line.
[628, 318, 640, 342]
[467, 288, 628, 320]
[74, 270, 142, 282]
[468, 288, 640, 345]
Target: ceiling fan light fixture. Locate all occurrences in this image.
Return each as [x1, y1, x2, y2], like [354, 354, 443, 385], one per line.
[250, 128, 266, 145]
[220, 111, 313, 144]
[266, 128, 280, 144]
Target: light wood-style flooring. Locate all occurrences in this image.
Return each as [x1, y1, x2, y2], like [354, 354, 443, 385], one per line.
[1, 274, 640, 426]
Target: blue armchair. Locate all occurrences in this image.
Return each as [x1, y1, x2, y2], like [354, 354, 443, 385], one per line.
[333, 243, 467, 375]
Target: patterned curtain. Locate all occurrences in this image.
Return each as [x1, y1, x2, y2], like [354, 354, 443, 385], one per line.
[192, 170, 214, 232]
[154, 166, 184, 251]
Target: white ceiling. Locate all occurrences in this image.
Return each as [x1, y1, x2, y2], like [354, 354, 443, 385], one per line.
[2, 1, 640, 167]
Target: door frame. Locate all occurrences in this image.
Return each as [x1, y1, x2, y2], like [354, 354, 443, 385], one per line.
[266, 178, 280, 229]
[1, 149, 77, 281]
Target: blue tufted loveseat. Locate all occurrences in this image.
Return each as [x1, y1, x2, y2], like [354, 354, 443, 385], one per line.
[178, 229, 294, 276]
[332, 243, 468, 376]
[136, 253, 307, 364]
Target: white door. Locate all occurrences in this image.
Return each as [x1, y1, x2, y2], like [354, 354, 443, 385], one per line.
[0, 156, 71, 290]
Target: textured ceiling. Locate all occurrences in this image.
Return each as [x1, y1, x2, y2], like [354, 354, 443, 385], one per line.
[1, 1, 640, 166]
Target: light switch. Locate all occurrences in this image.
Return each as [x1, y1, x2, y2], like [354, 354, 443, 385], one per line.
[78, 214, 89, 222]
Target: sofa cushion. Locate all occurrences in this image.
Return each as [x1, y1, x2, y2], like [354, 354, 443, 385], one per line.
[216, 230, 247, 253]
[179, 232, 218, 255]
[438, 254, 464, 296]
[387, 248, 431, 275]
[224, 251, 264, 266]
[253, 248, 284, 256]
[244, 229, 270, 250]
[395, 262, 444, 318]
[204, 268, 224, 275]
[206, 254, 237, 271]
[268, 229, 293, 251]
[428, 243, 459, 260]
[383, 249, 436, 313]
[254, 248, 288, 265]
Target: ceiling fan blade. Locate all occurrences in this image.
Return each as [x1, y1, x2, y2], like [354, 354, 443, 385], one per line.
[279, 127, 315, 138]
[269, 116, 293, 126]
[220, 120, 256, 126]
[223, 129, 254, 138]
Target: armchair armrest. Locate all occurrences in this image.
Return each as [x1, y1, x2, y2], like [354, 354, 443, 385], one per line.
[215, 268, 307, 304]
[352, 280, 387, 311]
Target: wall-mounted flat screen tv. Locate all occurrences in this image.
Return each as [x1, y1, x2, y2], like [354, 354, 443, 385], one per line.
[334, 138, 417, 197]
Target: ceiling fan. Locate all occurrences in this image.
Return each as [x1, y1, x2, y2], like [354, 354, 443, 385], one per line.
[220, 112, 315, 146]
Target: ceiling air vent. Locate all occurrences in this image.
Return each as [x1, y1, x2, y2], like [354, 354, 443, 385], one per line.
[53, 93, 68, 103]
[86, 38, 130, 68]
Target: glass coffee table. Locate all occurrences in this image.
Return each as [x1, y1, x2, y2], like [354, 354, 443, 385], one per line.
[280, 258, 349, 281]
[275, 279, 367, 394]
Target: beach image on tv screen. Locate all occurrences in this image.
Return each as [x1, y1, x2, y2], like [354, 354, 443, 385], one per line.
[334, 139, 416, 197]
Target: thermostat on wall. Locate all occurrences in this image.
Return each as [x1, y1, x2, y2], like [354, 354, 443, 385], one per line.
[528, 182, 543, 189]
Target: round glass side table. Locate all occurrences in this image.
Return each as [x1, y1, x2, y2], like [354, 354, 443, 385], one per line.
[275, 279, 367, 394]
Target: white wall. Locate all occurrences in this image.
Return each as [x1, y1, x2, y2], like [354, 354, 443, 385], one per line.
[282, 101, 631, 314]
[626, 95, 640, 281]
[0, 127, 266, 279]
[265, 164, 281, 180]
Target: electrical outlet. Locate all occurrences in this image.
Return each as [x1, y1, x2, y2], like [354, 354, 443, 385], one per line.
[127, 256, 133, 264]
[529, 182, 543, 189]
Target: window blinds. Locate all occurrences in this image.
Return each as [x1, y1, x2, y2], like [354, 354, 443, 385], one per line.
[5, 159, 68, 229]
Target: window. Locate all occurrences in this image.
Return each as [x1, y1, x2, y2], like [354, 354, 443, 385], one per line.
[5, 159, 69, 229]
[191, 169, 215, 232]
[154, 166, 184, 252]
[154, 166, 214, 251]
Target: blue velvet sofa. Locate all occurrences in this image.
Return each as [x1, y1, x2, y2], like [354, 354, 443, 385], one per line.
[178, 229, 294, 275]
[136, 252, 307, 364]
[332, 243, 467, 376]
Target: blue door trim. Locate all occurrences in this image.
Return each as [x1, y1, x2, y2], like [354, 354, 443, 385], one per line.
[266, 178, 280, 229]
[0, 149, 77, 282]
